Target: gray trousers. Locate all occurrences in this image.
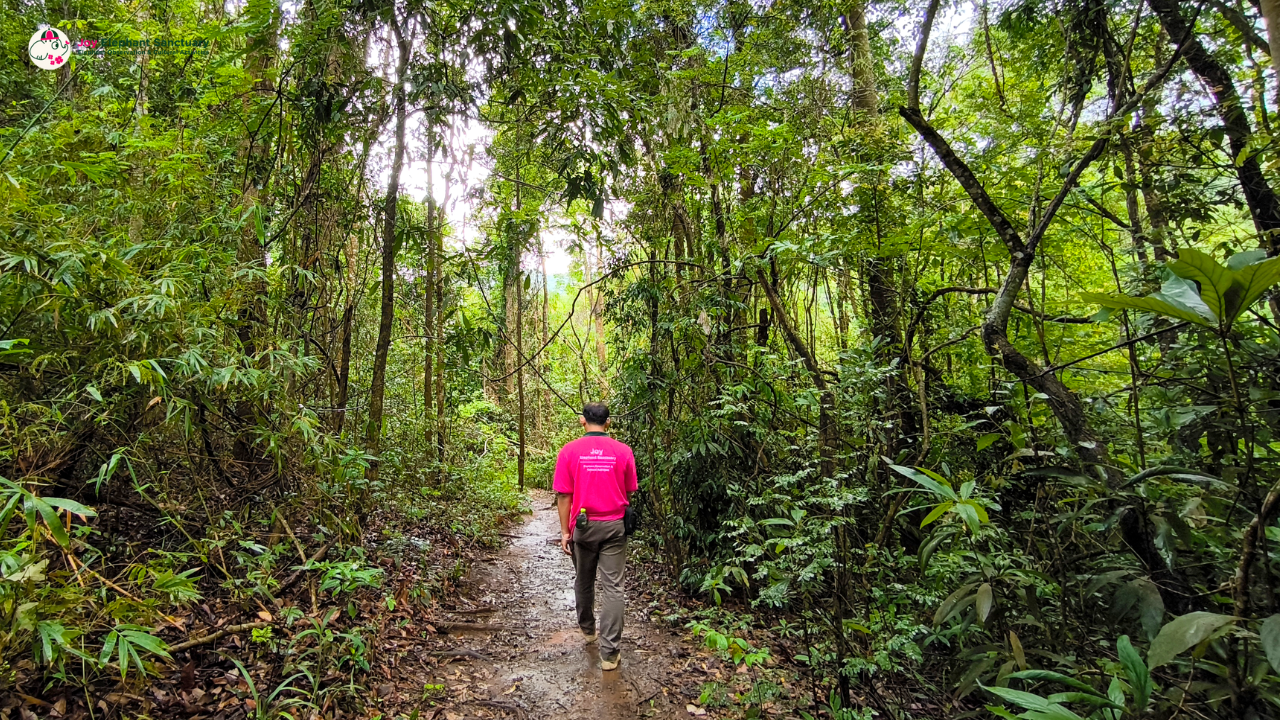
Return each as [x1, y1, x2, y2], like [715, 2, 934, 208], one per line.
[572, 519, 627, 656]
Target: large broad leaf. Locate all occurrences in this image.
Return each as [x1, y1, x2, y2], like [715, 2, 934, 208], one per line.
[1147, 612, 1237, 668]
[1226, 249, 1269, 270]
[1080, 292, 1213, 328]
[1261, 615, 1280, 675]
[1111, 578, 1164, 640]
[1155, 276, 1217, 324]
[1233, 255, 1280, 321]
[1084, 249, 1280, 332]
[1117, 635, 1151, 712]
[1169, 248, 1237, 323]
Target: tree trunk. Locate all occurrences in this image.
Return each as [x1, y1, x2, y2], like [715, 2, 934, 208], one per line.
[435, 202, 446, 463]
[1148, 0, 1280, 252]
[844, 2, 875, 113]
[516, 271, 526, 492]
[593, 225, 609, 387]
[365, 23, 410, 486]
[425, 195, 437, 454]
[899, 103, 1199, 612]
[334, 303, 354, 433]
[230, 0, 281, 480]
[540, 239, 551, 432]
[1261, 0, 1280, 107]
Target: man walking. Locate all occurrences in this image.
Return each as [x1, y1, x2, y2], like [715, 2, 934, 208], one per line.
[554, 402, 637, 671]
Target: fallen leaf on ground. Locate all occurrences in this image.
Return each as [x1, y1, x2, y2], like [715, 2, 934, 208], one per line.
[686, 704, 706, 716]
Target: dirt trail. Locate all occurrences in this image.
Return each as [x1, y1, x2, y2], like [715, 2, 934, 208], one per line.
[422, 490, 694, 718]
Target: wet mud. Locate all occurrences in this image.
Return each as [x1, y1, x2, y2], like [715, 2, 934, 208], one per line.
[422, 490, 691, 719]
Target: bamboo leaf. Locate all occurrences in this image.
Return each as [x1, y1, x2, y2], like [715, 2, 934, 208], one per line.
[954, 502, 982, 534]
[919, 502, 952, 528]
[975, 582, 994, 623]
[28, 497, 69, 548]
[43, 497, 97, 519]
[1117, 635, 1151, 712]
[934, 582, 977, 625]
[1005, 670, 1099, 695]
[1009, 629, 1026, 670]
[888, 463, 958, 501]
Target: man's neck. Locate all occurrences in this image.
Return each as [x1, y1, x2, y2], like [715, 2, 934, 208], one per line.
[584, 426, 608, 436]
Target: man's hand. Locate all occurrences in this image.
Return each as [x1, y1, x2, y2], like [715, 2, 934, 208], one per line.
[560, 532, 573, 556]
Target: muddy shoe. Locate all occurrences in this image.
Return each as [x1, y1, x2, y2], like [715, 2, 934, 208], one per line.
[601, 652, 620, 671]
[582, 629, 597, 643]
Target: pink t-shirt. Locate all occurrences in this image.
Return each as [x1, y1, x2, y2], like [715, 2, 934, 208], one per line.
[553, 433, 638, 533]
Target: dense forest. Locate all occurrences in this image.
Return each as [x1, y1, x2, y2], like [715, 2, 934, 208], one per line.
[3, 0, 1280, 717]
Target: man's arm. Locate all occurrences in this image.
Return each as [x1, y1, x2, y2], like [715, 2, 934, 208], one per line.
[557, 492, 573, 555]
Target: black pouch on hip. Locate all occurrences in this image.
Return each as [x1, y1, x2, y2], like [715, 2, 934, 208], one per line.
[623, 505, 639, 536]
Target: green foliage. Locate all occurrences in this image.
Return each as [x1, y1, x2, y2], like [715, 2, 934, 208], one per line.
[99, 625, 171, 681]
[1084, 249, 1280, 333]
[1146, 612, 1238, 669]
[688, 621, 771, 668]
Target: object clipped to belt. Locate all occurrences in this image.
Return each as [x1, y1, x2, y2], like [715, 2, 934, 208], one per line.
[623, 505, 639, 536]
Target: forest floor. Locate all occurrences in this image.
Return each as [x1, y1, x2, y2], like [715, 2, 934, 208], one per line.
[377, 489, 717, 719]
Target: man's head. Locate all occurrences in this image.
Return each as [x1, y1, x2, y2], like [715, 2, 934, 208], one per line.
[580, 402, 610, 431]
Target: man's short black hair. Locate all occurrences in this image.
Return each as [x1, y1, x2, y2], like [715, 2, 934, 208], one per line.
[582, 402, 610, 426]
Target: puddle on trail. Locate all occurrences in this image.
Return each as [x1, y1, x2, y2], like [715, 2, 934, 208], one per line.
[434, 490, 685, 719]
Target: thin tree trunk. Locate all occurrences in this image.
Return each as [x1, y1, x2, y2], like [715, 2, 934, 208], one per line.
[435, 204, 446, 463]
[594, 225, 608, 388]
[334, 303, 354, 433]
[1148, 0, 1280, 251]
[540, 239, 551, 432]
[425, 194, 437, 453]
[516, 272, 526, 492]
[230, 0, 281, 480]
[1261, 0, 1280, 106]
[365, 22, 410, 486]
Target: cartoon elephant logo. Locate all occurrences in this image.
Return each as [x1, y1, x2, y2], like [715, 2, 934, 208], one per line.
[28, 27, 71, 70]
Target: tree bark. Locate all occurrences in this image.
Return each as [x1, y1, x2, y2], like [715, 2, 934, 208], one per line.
[1260, 0, 1280, 106]
[425, 195, 437, 454]
[843, 2, 876, 113]
[516, 271, 526, 492]
[230, 0, 281, 479]
[540, 238, 551, 433]
[900, 105, 1115, 477]
[899, 101, 1200, 613]
[365, 21, 410, 486]
[593, 226, 608, 386]
[435, 201, 446, 462]
[1148, 0, 1280, 252]
[334, 303, 354, 433]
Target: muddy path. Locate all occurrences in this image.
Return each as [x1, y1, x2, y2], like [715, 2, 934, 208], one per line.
[392, 490, 701, 719]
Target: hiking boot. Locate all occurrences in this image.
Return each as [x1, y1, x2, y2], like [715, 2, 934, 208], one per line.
[601, 652, 620, 671]
[581, 629, 597, 644]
